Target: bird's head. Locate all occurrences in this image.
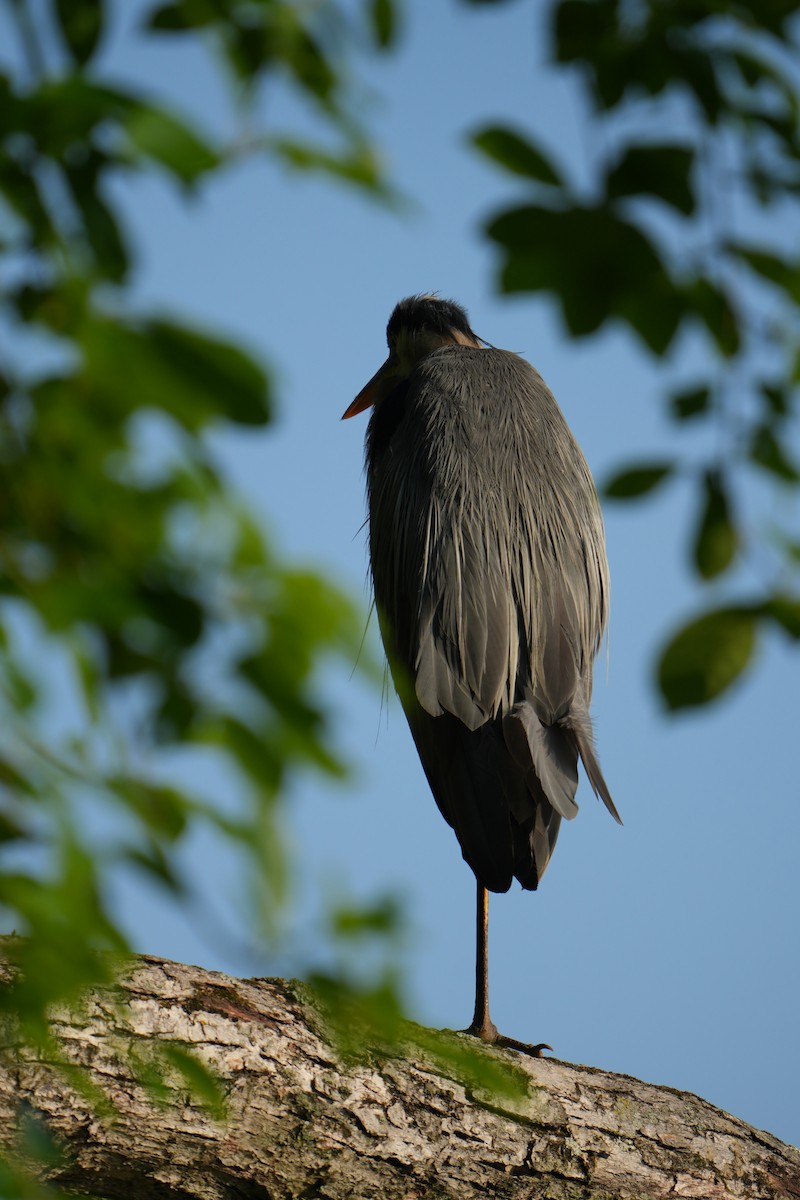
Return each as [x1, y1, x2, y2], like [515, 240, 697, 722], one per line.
[342, 294, 482, 419]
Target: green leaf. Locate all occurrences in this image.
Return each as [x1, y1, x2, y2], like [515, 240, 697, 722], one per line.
[124, 105, 218, 184]
[18, 1102, 68, 1170]
[0, 811, 27, 843]
[604, 462, 673, 499]
[78, 314, 271, 429]
[750, 424, 800, 482]
[486, 204, 682, 352]
[291, 29, 338, 103]
[147, 320, 271, 425]
[270, 138, 384, 193]
[0, 656, 37, 711]
[686, 278, 740, 357]
[472, 125, 562, 184]
[110, 777, 191, 841]
[197, 715, 282, 795]
[308, 971, 407, 1062]
[0, 158, 57, 245]
[759, 382, 789, 418]
[0, 75, 20, 138]
[763, 595, 800, 639]
[121, 841, 183, 892]
[162, 1045, 227, 1119]
[370, 0, 398, 47]
[739, 111, 800, 167]
[606, 143, 695, 215]
[331, 896, 403, 939]
[146, 1, 216, 31]
[658, 608, 758, 710]
[0, 755, 33, 794]
[554, 0, 617, 65]
[692, 470, 737, 580]
[732, 45, 800, 100]
[55, 0, 105, 65]
[0, 1155, 58, 1200]
[672, 44, 724, 124]
[670, 384, 711, 421]
[727, 241, 800, 301]
[0, 841, 130, 1042]
[22, 79, 137, 156]
[65, 156, 129, 282]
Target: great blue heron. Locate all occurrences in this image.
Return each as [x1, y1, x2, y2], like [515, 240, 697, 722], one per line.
[343, 295, 620, 1049]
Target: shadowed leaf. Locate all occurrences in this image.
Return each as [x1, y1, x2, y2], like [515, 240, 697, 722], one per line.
[146, 1, 215, 31]
[270, 138, 384, 193]
[606, 143, 695, 215]
[124, 105, 218, 184]
[554, 0, 617, 66]
[670, 384, 711, 421]
[658, 608, 757, 710]
[370, 0, 397, 47]
[331, 896, 403, 939]
[759, 383, 789, 417]
[750, 424, 800, 482]
[763, 595, 800, 639]
[0, 812, 27, 843]
[110, 778, 192, 841]
[692, 470, 737, 580]
[23, 79, 136, 156]
[17, 1103, 67, 1170]
[78, 315, 271, 429]
[487, 204, 682, 351]
[0, 158, 57, 243]
[472, 126, 562, 184]
[687, 278, 740, 357]
[305, 974, 528, 1103]
[727, 241, 800, 300]
[55, 0, 104, 64]
[65, 157, 130, 282]
[162, 1045, 227, 1119]
[122, 841, 184, 892]
[0, 756, 34, 794]
[604, 463, 673, 499]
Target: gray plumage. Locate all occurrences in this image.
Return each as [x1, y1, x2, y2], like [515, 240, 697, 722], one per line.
[349, 296, 619, 897]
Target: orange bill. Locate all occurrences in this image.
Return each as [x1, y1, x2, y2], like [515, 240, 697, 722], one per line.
[342, 357, 393, 419]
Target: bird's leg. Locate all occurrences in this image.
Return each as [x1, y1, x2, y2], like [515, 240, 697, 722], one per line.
[467, 881, 499, 1043]
[464, 880, 553, 1058]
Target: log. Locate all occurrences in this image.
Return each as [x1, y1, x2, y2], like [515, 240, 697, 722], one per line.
[1, 954, 798, 1199]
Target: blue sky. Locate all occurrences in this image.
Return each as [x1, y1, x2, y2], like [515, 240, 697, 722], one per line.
[12, 0, 800, 1148]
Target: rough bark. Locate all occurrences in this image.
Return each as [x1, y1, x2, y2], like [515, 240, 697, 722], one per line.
[0, 954, 797, 1200]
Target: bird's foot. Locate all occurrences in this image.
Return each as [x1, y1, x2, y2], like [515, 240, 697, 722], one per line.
[494, 1034, 553, 1059]
[463, 1021, 552, 1058]
[464, 1016, 499, 1043]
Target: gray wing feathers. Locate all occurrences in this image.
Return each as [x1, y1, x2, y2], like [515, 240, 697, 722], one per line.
[407, 708, 562, 893]
[367, 346, 617, 888]
[415, 514, 518, 730]
[563, 703, 622, 824]
[502, 704, 579, 821]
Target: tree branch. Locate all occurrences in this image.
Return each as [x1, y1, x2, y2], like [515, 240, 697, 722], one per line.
[1, 954, 798, 1199]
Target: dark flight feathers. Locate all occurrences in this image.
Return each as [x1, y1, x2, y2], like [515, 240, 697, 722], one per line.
[367, 343, 619, 893]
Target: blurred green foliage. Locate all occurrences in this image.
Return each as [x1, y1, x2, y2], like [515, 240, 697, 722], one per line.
[2, 0, 800, 1187]
[0, 0, 393, 1185]
[475, 0, 800, 710]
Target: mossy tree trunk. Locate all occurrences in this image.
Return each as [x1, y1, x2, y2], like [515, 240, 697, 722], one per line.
[1, 955, 798, 1199]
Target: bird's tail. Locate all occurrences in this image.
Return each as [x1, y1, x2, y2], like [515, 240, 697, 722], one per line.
[503, 701, 622, 826]
[563, 707, 622, 825]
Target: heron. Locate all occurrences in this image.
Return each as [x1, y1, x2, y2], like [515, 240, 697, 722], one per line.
[343, 295, 620, 1050]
